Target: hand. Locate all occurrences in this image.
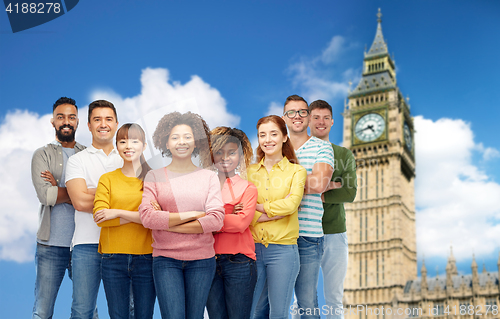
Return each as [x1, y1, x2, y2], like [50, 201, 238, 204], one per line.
[94, 209, 119, 224]
[257, 213, 285, 222]
[151, 200, 162, 211]
[255, 203, 265, 213]
[232, 203, 244, 214]
[41, 170, 57, 186]
[269, 215, 285, 221]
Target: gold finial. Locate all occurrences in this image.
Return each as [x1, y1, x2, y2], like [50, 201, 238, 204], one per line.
[377, 8, 382, 23]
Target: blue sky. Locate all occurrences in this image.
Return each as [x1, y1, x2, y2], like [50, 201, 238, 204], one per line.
[1, 1, 499, 318]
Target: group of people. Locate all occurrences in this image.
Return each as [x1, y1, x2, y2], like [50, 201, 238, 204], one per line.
[31, 95, 357, 319]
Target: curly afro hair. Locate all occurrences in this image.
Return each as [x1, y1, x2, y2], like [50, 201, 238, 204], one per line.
[201, 126, 253, 172]
[152, 111, 211, 159]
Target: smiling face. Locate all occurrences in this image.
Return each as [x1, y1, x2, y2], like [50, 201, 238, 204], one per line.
[117, 138, 145, 164]
[258, 121, 287, 158]
[52, 103, 78, 143]
[167, 124, 195, 159]
[283, 100, 310, 134]
[309, 108, 333, 140]
[213, 142, 240, 174]
[87, 107, 118, 144]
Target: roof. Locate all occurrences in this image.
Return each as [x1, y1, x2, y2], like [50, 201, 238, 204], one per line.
[404, 272, 500, 293]
[349, 71, 396, 97]
[365, 13, 389, 59]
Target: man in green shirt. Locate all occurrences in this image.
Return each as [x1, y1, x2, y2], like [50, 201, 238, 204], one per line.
[309, 100, 357, 319]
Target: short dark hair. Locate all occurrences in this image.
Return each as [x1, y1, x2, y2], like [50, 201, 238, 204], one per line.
[152, 112, 211, 159]
[284, 95, 308, 110]
[88, 100, 117, 123]
[309, 100, 333, 117]
[53, 97, 77, 112]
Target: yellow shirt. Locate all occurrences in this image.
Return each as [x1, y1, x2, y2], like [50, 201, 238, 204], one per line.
[93, 169, 153, 254]
[247, 156, 307, 246]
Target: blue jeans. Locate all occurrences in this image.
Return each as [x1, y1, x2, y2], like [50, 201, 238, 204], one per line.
[321, 233, 348, 319]
[71, 244, 101, 319]
[101, 253, 156, 319]
[251, 243, 300, 319]
[32, 243, 71, 319]
[292, 236, 324, 319]
[153, 256, 215, 319]
[206, 253, 257, 319]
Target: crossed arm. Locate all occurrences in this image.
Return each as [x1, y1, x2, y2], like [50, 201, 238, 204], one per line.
[66, 178, 96, 213]
[31, 149, 71, 206]
[39, 170, 71, 204]
[304, 162, 334, 194]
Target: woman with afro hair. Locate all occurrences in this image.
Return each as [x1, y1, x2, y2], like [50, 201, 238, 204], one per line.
[138, 111, 225, 319]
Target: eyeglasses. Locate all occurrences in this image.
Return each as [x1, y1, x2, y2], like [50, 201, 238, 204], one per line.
[284, 109, 309, 118]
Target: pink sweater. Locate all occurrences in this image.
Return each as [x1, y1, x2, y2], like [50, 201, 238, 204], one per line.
[139, 167, 225, 260]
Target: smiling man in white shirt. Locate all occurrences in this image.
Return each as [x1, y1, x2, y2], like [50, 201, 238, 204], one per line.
[66, 100, 123, 319]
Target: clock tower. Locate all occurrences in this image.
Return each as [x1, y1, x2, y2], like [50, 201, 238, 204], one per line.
[342, 9, 417, 318]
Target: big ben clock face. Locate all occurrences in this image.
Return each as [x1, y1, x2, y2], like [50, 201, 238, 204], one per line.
[404, 122, 412, 151]
[355, 113, 386, 142]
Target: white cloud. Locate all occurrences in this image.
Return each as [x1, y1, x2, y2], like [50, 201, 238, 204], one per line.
[414, 116, 500, 260]
[321, 35, 347, 64]
[0, 111, 54, 262]
[477, 144, 500, 161]
[287, 35, 357, 103]
[266, 101, 283, 116]
[0, 67, 239, 262]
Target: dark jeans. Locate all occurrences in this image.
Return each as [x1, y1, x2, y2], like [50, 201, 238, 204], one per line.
[153, 256, 215, 319]
[101, 253, 155, 319]
[206, 253, 257, 319]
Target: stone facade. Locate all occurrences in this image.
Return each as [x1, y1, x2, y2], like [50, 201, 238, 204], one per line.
[399, 251, 499, 318]
[341, 9, 499, 319]
[343, 9, 417, 319]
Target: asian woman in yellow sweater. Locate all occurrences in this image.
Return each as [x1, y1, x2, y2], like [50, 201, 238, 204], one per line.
[93, 123, 154, 319]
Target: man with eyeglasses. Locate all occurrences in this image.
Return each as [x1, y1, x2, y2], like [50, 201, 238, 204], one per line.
[282, 94, 334, 319]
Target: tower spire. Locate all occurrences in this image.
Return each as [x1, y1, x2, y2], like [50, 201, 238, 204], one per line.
[365, 8, 388, 58]
[349, 8, 397, 99]
[446, 246, 458, 276]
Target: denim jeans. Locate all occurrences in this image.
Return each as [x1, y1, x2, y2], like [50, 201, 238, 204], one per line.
[206, 253, 257, 319]
[321, 233, 348, 319]
[292, 236, 324, 319]
[32, 243, 71, 319]
[71, 244, 101, 319]
[101, 253, 156, 319]
[153, 256, 215, 319]
[251, 243, 300, 319]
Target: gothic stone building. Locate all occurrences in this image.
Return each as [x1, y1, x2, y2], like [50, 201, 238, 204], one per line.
[341, 9, 499, 319]
[399, 250, 499, 318]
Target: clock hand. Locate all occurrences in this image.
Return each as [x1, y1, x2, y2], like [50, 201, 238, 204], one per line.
[356, 125, 374, 134]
